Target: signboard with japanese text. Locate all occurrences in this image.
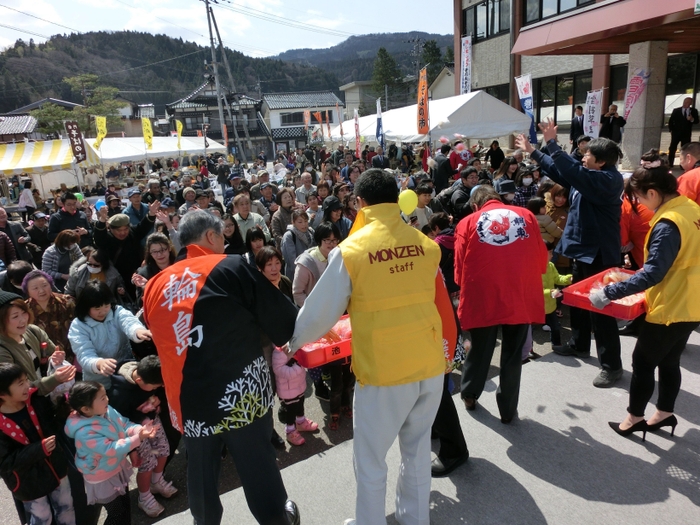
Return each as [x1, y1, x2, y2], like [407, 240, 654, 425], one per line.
[623, 69, 651, 121]
[142, 118, 153, 150]
[64, 121, 87, 163]
[583, 89, 603, 138]
[304, 110, 311, 130]
[417, 67, 430, 135]
[460, 36, 472, 94]
[94, 116, 107, 149]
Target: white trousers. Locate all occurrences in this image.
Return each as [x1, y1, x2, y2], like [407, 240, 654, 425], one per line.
[353, 373, 443, 525]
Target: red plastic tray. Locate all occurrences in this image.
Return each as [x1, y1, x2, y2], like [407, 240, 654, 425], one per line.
[294, 315, 353, 368]
[562, 268, 646, 321]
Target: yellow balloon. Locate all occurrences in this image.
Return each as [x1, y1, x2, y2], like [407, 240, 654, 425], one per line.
[398, 190, 418, 215]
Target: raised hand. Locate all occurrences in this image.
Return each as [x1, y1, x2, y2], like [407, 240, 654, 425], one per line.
[538, 117, 558, 143]
[148, 200, 161, 216]
[514, 134, 534, 154]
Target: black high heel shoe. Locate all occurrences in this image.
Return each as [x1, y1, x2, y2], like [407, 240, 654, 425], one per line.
[647, 415, 678, 436]
[608, 420, 648, 442]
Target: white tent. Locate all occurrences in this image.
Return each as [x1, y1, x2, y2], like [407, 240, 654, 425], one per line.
[0, 139, 99, 176]
[84, 136, 226, 164]
[329, 91, 532, 143]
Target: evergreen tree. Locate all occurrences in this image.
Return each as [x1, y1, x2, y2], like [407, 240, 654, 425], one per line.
[444, 46, 454, 63]
[372, 47, 402, 111]
[30, 103, 71, 136]
[421, 40, 443, 86]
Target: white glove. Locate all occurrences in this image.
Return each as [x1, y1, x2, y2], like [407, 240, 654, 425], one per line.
[589, 288, 612, 310]
[551, 289, 562, 299]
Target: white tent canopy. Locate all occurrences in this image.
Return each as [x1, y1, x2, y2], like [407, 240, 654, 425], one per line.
[0, 139, 98, 176]
[329, 91, 532, 143]
[85, 136, 226, 164]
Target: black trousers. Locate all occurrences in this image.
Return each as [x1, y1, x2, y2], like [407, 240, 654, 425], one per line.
[432, 374, 468, 460]
[323, 358, 354, 415]
[668, 132, 692, 167]
[104, 493, 131, 525]
[460, 324, 529, 421]
[628, 320, 699, 417]
[278, 394, 305, 426]
[183, 411, 289, 525]
[545, 311, 561, 346]
[569, 255, 622, 371]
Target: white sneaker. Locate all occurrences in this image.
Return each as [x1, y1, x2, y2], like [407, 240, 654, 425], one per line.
[151, 477, 178, 498]
[542, 324, 551, 332]
[138, 493, 165, 517]
[343, 520, 356, 525]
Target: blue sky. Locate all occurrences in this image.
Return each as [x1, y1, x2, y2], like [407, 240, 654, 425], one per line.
[0, 0, 454, 57]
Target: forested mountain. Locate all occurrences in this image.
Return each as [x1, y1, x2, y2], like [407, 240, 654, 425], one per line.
[0, 31, 340, 114]
[276, 32, 454, 85]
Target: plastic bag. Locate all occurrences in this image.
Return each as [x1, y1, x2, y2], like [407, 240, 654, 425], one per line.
[47, 360, 75, 404]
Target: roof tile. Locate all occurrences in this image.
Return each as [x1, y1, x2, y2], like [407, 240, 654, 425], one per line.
[263, 92, 343, 110]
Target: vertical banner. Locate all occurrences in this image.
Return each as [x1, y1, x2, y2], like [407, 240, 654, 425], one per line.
[417, 67, 430, 135]
[325, 110, 331, 138]
[313, 111, 323, 138]
[460, 36, 472, 95]
[94, 116, 107, 149]
[175, 119, 183, 150]
[65, 121, 87, 163]
[583, 89, 603, 138]
[354, 109, 360, 156]
[515, 74, 537, 144]
[376, 98, 385, 150]
[222, 122, 229, 149]
[303, 109, 311, 130]
[142, 118, 153, 150]
[623, 69, 651, 121]
[336, 102, 343, 138]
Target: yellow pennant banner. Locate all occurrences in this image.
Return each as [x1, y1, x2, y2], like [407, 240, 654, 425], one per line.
[142, 118, 153, 150]
[175, 120, 183, 150]
[94, 116, 107, 149]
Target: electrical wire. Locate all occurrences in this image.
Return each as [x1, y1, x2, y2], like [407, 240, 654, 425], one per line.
[0, 23, 50, 39]
[0, 4, 80, 33]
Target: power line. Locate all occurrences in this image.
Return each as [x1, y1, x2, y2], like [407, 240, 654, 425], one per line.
[213, 0, 356, 39]
[0, 4, 80, 33]
[0, 23, 50, 39]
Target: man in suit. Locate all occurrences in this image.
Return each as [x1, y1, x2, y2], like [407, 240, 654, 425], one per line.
[371, 146, 390, 170]
[599, 104, 626, 143]
[570, 105, 585, 147]
[668, 97, 699, 168]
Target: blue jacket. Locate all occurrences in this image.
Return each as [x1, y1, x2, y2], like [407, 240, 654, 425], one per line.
[532, 142, 623, 266]
[69, 306, 146, 389]
[64, 406, 141, 483]
[123, 202, 149, 227]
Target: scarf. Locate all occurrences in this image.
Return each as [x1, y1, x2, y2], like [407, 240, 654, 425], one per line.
[0, 388, 44, 445]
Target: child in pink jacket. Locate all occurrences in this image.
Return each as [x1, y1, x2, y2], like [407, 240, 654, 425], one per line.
[271, 347, 318, 446]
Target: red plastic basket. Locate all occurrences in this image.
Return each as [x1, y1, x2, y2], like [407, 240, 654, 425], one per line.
[294, 315, 353, 368]
[562, 268, 646, 321]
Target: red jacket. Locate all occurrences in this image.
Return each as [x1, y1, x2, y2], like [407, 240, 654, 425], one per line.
[620, 196, 652, 268]
[454, 200, 548, 330]
[449, 149, 473, 172]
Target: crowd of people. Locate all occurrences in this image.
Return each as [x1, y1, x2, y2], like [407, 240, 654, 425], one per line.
[0, 127, 699, 525]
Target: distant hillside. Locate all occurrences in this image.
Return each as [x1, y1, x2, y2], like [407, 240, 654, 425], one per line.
[0, 31, 340, 114]
[276, 32, 453, 84]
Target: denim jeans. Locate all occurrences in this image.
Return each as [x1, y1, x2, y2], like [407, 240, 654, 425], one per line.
[23, 476, 75, 525]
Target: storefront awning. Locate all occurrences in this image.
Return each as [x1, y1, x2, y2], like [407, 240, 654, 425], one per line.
[512, 0, 700, 56]
[0, 140, 98, 176]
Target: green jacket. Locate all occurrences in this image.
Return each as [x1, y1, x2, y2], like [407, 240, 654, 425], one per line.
[0, 325, 58, 396]
[543, 262, 572, 314]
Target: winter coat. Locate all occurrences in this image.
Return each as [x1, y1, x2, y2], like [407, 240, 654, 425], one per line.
[25, 294, 75, 361]
[0, 389, 69, 501]
[47, 209, 91, 247]
[0, 326, 58, 396]
[26, 224, 50, 269]
[434, 228, 458, 294]
[542, 262, 572, 314]
[69, 306, 146, 389]
[107, 361, 161, 425]
[123, 202, 150, 229]
[0, 232, 16, 266]
[280, 225, 315, 281]
[41, 244, 82, 291]
[292, 248, 327, 307]
[271, 207, 294, 246]
[272, 348, 307, 400]
[64, 406, 142, 483]
[64, 256, 125, 299]
[536, 214, 563, 244]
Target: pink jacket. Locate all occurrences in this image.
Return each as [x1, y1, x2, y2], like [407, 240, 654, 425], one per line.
[272, 347, 307, 400]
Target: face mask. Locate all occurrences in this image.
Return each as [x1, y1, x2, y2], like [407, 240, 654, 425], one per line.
[87, 265, 102, 274]
[505, 194, 515, 202]
[306, 167, 313, 172]
[522, 177, 533, 186]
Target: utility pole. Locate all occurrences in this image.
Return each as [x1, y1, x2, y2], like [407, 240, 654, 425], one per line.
[385, 83, 389, 112]
[205, 0, 233, 162]
[209, 7, 251, 164]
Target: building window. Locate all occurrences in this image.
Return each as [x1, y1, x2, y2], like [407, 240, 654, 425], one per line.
[665, 53, 699, 124]
[609, 65, 628, 109]
[280, 111, 334, 126]
[184, 116, 204, 130]
[485, 84, 510, 104]
[462, 0, 510, 42]
[523, 0, 594, 26]
[533, 70, 591, 126]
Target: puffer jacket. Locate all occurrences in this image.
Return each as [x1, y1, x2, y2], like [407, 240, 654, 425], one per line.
[271, 206, 294, 247]
[272, 347, 306, 400]
[107, 361, 161, 425]
[64, 406, 141, 483]
[536, 214, 563, 244]
[0, 388, 69, 501]
[64, 256, 125, 299]
[68, 306, 146, 389]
